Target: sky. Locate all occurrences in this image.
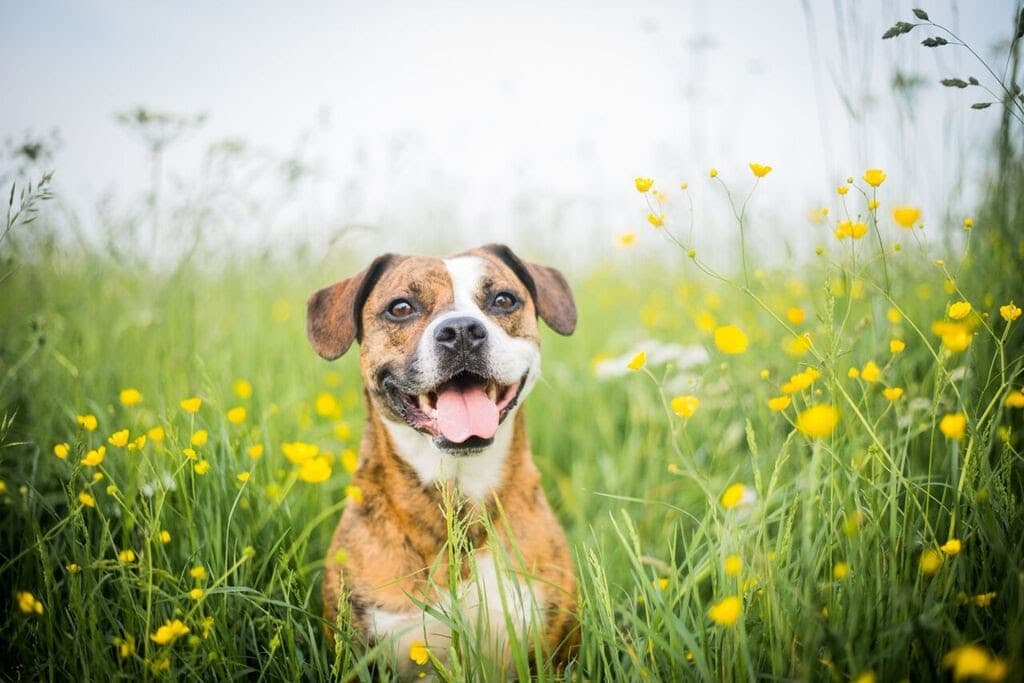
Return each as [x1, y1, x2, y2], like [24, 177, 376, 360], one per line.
[1, 0, 1019, 270]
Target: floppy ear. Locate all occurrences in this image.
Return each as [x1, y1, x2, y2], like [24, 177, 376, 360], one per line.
[482, 244, 577, 335]
[306, 254, 395, 360]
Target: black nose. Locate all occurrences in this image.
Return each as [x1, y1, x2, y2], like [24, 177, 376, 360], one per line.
[434, 316, 487, 352]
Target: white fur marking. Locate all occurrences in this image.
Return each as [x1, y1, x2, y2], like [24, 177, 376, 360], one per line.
[368, 552, 539, 672]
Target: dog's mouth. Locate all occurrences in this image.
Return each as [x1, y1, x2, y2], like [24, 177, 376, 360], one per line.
[382, 370, 527, 451]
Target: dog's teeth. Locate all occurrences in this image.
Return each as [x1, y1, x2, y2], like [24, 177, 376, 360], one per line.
[418, 394, 430, 412]
[486, 383, 497, 401]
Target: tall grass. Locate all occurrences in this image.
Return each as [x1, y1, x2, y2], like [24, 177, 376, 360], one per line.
[3, 7, 1023, 681]
[2, 168, 1022, 678]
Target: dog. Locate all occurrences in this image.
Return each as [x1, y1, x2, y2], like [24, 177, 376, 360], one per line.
[306, 244, 579, 676]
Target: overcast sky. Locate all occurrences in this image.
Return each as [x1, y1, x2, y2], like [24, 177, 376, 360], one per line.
[2, 1, 1018, 268]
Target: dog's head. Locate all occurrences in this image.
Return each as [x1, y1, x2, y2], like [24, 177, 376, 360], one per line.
[306, 244, 576, 453]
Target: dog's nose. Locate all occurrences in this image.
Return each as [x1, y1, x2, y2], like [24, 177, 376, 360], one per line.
[434, 316, 487, 352]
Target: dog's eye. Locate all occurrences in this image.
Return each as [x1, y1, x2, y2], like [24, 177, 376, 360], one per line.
[386, 299, 416, 320]
[491, 292, 519, 312]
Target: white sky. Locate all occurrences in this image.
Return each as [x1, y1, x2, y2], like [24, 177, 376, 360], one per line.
[1, 0, 1018, 270]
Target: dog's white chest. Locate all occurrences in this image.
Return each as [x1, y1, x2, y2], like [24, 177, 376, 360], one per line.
[368, 553, 539, 670]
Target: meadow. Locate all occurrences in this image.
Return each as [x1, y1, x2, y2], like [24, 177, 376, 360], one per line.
[3, 8, 1024, 680]
[2, 157, 1022, 681]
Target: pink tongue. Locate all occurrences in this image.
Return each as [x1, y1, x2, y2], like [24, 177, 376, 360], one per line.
[435, 385, 499, 443]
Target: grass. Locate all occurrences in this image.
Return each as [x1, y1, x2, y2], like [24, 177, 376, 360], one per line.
[1, 160, 1022, 681]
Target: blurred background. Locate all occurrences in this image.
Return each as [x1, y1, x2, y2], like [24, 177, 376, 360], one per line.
[2, 0, 1017, 271]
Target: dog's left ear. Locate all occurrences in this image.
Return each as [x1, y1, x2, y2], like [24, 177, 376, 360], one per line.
[483, 244, 577, 335]
[307, 254, 396, 360]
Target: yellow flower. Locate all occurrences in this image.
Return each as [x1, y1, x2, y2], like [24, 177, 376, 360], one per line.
[919, 548, 943, 574]
[847, 367, 860, 379]
[248, 444, 264, 459]
[616, 232, 636, 247]
[832, 562, 849, 580]
[237, 472, 251, 482]
[183, 447, 197, 460]
[341, 449, 358, 473]
[720, 483, 747, 509]
[834, 220, 867, 239]
[634, 177, 654, 193]
[188, 587, 204, 601]
[962, 217, 974, 229]
[191, 429, 208, 446]
[233, 378, 253, 398]
[108, 429, 130, 448]
[786, 307, 806, 324]
[54, 442, 70, 460]
[118, 549, 136, 563]
[973, 592, 996, 607]
[887, 307, 903, 324]
[942, 645, 1004, 681]
[147, 425, 165, 441]
[892, 206, 921, 228]
[883, 387, 904, 401]
[863, 168, 886, 187]
[714, 325, 749, 354]
[299, 456, 332, 484]
[768, 396, 791, 412]
[890, 339, 906, 353]
[860, 361, 881, 383]
[82, 446, 106, 467]
[940, 413, 967, 440]
[749, 162, 772, 178]
[654, 577, 669, 590]
[149, 656, 170, 674]
[837, 185, 849, 196]
[1000, 301, 1021, 322]
[16, 591, 44, 615]
[193, 460, 211, 475]
[709, 167, 718, 178]
[77, 414, 98, 431]
[707, 595, 742, 626]
[159, 530, 171, 544]
[409, 640, 430, 666]
[282, 441, 319, 464]
[670, 395, 700, 418]
[345, 484, 364, 503]
[724, 554, 742, 576]
[226, 406, 246, 424]
[117, 634, 135, 658]
[1005, 391, 1024, 408]
[150, 619, 190, 646]
[647, 213, 665, 228]
[180, 397, 202, 413]
[940, 538, 962, 555]
[679, 181, 689, 190]
[119, 388, 143, 406]
[796, 405, 839, 438]
[79, 491, 96, 508]
[948, 301, 972, 320]
[315, 392, 341, 417]
[66, 563, 80, 573]
[868, 198, 880, 210]
[190, 565, 208, 580]
[933, 320, 973, 352]
[626, 351, 646, 371]
[852, 673, 875, 683]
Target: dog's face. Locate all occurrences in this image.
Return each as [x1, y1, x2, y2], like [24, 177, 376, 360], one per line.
[307, 244, 576, 454]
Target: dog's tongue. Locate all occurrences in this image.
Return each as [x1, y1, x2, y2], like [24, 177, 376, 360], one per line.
[435, 385, 499, 443]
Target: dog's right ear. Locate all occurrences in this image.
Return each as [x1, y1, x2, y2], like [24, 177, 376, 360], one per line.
[306, 254, 396, 360]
